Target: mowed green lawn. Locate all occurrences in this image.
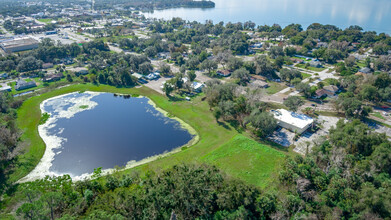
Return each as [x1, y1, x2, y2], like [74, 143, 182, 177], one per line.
[14, 83, 288, 188]
[202, 135, 285, 188]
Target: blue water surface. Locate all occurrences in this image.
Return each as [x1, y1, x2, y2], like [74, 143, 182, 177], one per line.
[144, 0, 391, 33]
[45, 93, 193, 176]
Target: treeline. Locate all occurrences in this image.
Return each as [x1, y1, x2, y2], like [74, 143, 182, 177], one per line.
[15, 164, 275, 219]
[0, 93, 23, 194]
[278, 119, 391, 219]
[3, 20, 56, 35]
[335, 72, 391, 118]
[0, 38, 108, 74]
[90, 53, 151, 87]
[204, 80, 277, 137]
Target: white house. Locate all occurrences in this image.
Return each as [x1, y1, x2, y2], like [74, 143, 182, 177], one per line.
[272, 109, 314, 134]
[191, 82, 205, 93]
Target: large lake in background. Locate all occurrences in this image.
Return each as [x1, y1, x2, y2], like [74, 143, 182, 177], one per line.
[143, 0, 391, 33]
[38, 92, 193, 177]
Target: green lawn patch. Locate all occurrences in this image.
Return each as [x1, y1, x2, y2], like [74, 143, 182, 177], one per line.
[79, 105, 89, 109]
[202, 135, 285, 188]
[37, 18, 53, 24]
[301, 72, 311, 79]
[372, 112, 385, 120]
[266, 81, 287, 94]
[296, 64, 325, 72]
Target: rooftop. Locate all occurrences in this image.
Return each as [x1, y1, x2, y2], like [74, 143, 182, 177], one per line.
[1, 37, 39, 48]
[272, 109, 314, 130]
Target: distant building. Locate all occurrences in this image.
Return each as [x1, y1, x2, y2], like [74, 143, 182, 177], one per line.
[249, 80, 269, 88]
[0, 85, 12, 93]
[73, 67, 89, 76]
[290, 58, 304, 64]
[42, 63, 54, 69]
[358, 67, 371, 74]
[309, 60, 323, 68]
[251, 43, 263, 49]
[315, 89, 332, 98]
[272, 109, 314, 134]
[323, 85, 339, 95]
[217, 70, 231, 77]
[145, 72, 160, 80]
[1, 37, 39, 53]
[191, 82, 205, 93]
[0, 73, 8, 79]
[132, 73, 143, 79]
[15, 79, 37, 91]
[45, 31, 57, 35]
[43, 73, 63, 82]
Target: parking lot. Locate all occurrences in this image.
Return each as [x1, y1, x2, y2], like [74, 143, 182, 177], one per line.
[30, 32, 75, 45]
[367, 121, 391, 140]
[268, 116, 341, 154]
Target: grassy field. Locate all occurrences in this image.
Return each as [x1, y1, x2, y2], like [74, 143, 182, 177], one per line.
[202, 135, 285, 188]
[301, 72, 311, 79]
[37, 19, 53, 24]
[13, 83, 290, 189]
[266, 81, 287, 94]
[296, 64, 326, 72]
[372, 112, 386, 120]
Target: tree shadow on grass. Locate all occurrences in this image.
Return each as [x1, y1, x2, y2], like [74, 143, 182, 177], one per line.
[260, 139, 290, 152]
[227, 120, 244, 133]
[217, 121, 231, 130]
[168, 96, 185, 102]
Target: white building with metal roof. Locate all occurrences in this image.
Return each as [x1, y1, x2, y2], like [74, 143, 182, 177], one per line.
[272, 109, 314, 134]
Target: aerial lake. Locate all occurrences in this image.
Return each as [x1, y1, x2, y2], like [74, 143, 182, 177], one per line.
[143, 0, 391, 33]
[23, 92, 194, 180]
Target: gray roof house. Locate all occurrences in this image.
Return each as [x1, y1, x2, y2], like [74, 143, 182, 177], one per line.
[15, 79, 37, 91]
[358, 67, 371, 74]
[309, 60, 323, 68]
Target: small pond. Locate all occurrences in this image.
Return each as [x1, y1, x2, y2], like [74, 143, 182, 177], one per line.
[25, 92, 194, 180]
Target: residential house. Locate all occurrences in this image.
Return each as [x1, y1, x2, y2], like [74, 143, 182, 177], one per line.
[290, 58, 304, 64]
[357, 67, 371, 74]
[315, 85, 339, 99]
[15, 79, 37, 91]
[73, 67, 89, 76]
[42, 63, 54, 69]
[0, 73, 8, 79]
[43, 73, 63, 82]
[191, 82, 205, 93]
[309, 60, 323, 68]
[0, 86, 12, 93]
[217, 70, 231, 77]
[249, 80, 269, 88]
[315, 89, 333, 98]
[323, 85, 339, 95]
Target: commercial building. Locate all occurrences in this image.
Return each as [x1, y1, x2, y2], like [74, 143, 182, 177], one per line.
[272, 109, 314, 134]
[0, 37, 39, 53]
